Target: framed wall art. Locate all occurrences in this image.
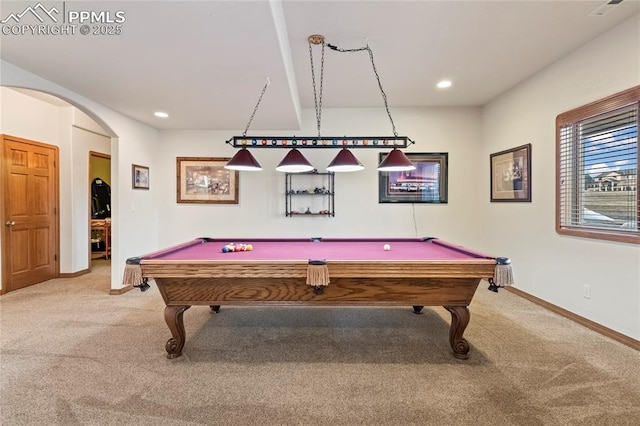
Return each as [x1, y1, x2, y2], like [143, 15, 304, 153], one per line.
[176, 157, 239, 204]
[132, 164, 149, 189]
[490, 144, 531, 202]
[378, 152, 448, 203]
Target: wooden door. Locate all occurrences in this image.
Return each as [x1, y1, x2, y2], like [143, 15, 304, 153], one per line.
[1, 135, 59, 293]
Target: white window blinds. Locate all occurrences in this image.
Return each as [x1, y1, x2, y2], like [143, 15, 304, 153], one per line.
[557, 87, 639, 243]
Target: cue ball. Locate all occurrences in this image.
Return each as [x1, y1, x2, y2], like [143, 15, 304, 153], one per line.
[383, 244, 391, 251]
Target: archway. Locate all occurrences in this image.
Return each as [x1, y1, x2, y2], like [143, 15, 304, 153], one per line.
[1, 86, 118, 291]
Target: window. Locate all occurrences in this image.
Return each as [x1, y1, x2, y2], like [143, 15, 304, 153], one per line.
[556, 86, 639, 244]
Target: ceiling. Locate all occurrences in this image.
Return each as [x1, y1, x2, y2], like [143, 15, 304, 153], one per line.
[1, 0, 638, 131]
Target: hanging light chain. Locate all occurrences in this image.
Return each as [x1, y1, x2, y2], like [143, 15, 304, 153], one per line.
[309, 38, 325, 137]
[242, 78, 270, 137]
[328, 43, 398, 137]
[239, 39, 398, 141]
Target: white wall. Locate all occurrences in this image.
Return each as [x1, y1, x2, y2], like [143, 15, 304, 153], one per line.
[156, 106, 484, 249]
[0, 88, 113, 278]
[71, 126, 110, 272]
[1, 61, 160, 290]
[75, 108, 107, 135]
[57, 106, 74, 273]
[1, 87, 68, 285]
[481, 15, 640, 339]
[0, 87, 64, 141]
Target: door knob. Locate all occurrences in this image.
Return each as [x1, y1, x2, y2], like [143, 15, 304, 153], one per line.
[5, 221, 15, 227]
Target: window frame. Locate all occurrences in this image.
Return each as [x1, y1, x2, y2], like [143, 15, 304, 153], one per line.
[556, 86, 640, 244]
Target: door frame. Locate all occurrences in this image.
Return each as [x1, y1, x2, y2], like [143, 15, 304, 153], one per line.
[88, 151, 111, 268]
[1, 134, 60, 294]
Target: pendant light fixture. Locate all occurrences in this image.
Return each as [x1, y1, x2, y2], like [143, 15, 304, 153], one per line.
[326, 148, 364, 172]
[324, 39, 415, 172]
[226, 35, 416, 172]
[275, 148, 315, 173]
[377, 148, 416, 172]
[225, 147, 262, 171]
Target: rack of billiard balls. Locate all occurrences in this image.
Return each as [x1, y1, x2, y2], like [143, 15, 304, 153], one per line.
[221, 243, 253, 253]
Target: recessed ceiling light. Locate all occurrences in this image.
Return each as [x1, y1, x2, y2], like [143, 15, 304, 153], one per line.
[154, 111, 169, 118]
[437, 80, 452, 89]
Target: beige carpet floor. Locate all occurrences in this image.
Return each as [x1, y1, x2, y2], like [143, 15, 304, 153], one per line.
[1, 260, 639, 425]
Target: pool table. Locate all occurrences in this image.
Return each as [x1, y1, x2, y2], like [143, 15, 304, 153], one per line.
[124, 237, 510, 359]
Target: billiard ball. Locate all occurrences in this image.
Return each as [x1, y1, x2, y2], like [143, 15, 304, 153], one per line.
[246, 244, 253, 251]
[383, 244, 391, 251]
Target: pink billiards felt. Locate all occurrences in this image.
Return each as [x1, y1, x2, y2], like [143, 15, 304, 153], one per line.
[143, 238, 493, 262]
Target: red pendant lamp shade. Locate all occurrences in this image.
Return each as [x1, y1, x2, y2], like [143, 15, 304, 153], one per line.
[225, 147, 262, 171]
[377, 148, 416, 172]
[276, 148, 315, 173]
[326, 148, 364, 172]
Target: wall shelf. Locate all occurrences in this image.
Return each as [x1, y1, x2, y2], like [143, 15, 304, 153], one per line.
[285, 171, 335, 217]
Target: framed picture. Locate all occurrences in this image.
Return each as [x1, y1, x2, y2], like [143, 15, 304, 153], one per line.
[132, 164, 149, 189]
[379, 152, 448, 203]
[176, 157, 239, 204]
[490, 144, 531, 202]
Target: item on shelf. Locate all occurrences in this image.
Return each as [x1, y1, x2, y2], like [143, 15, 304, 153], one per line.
[91, 178, 111, 219]
[90, 218, 111, 259]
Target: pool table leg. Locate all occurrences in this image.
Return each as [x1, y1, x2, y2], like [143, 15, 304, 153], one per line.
[444, 306, 470, 359]
[164, 305, 191, 359]
[210, 305, 221, 314]
[412, 305, 424, 314]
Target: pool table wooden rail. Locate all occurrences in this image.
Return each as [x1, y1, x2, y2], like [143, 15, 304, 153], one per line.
[155, 277, 483, 306]
[139, 259, 497, 279]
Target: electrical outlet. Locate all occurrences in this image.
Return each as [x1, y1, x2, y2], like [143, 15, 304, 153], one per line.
[583, 285, 591, 299]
